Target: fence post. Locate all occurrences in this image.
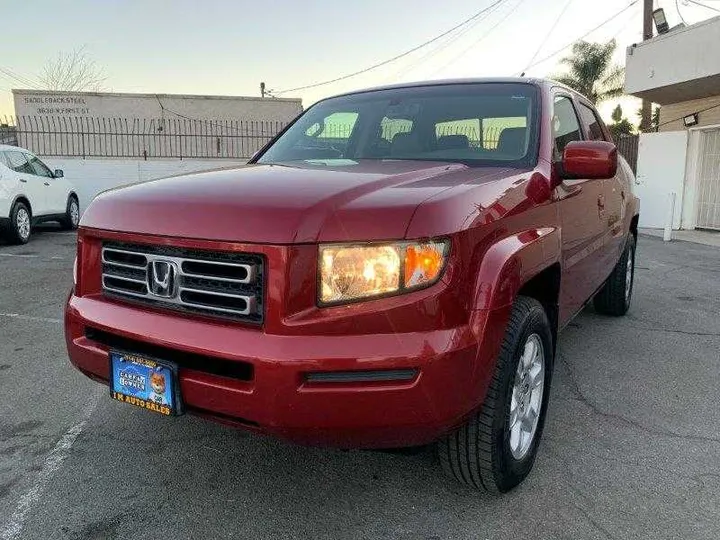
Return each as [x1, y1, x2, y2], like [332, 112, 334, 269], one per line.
[664, 192, 676, 242]
[81, 118, 86, 159]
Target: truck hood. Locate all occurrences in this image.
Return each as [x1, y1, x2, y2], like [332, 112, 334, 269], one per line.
[81, 160, 520, 243]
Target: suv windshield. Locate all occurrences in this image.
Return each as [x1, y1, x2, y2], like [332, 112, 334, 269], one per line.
[257, 83, 539, 167]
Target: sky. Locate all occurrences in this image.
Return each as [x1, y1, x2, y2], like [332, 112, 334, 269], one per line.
[1, 0, 718, 123]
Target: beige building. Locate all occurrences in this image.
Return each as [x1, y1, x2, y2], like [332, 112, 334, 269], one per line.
[10, 89, 303, 159]
[13, 89, 302, 122]
[626, 15, 720, 231]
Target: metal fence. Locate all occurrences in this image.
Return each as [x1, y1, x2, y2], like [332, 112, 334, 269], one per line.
[0, 115, 642, 171]
[0, 115, 288, 159]
[616, 134, 639, 174]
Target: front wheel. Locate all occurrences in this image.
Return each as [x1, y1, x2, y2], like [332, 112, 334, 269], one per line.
[438, 296, 553, 493]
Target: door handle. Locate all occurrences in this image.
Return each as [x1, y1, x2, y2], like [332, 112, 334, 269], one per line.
[44, 182, 50, 186]
[20, 178, 27, 183]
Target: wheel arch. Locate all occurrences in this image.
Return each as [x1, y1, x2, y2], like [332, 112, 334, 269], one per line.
[471, 227, 561, 314]
[468, 227, 562, 360]
[11, 195, 32, 218]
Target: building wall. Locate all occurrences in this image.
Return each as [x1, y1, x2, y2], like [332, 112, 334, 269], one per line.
[625, 16, 720, 104]
[13, 90, 302, 122]
[659, 94, 720, 131]
[40, 157, 246, 215]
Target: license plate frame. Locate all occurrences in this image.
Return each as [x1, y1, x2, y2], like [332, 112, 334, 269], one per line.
[109, 350, 183, 416]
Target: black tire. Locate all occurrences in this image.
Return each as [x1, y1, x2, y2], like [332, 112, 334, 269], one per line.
[438, 296, 554, 493]
[4, 201, 32, 245]
[60, 195, 80, 230]
[593, 234, 636, 316]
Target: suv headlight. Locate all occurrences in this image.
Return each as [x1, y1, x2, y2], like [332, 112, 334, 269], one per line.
[319, 240, 449, 305]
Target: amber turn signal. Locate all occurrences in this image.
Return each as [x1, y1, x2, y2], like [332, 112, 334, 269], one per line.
[404, 242, 447, 288]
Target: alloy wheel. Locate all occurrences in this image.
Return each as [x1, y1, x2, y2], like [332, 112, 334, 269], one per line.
[70, 199, 80, 227]
[16, 207, 31, 241]
[625, 246, 634, 302]
[508, 333, 545, 460]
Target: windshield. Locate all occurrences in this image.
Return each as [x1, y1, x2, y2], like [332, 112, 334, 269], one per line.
[256, 83, 539, 167]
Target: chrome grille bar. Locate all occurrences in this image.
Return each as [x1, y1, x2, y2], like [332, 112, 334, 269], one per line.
[101, 245, 263, 321]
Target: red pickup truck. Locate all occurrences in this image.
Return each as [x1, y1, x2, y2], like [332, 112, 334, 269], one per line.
[65, 78, 639, 493]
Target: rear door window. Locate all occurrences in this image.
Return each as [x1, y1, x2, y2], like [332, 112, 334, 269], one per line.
[578, 103, 607, 141]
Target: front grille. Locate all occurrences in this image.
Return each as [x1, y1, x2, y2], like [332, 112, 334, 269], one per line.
[101, 242, 264, 323]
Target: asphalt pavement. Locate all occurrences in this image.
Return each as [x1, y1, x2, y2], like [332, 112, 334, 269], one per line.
[1, 227, 719, 540]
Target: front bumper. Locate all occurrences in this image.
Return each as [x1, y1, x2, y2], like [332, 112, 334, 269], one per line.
[65, 294, 509, 448]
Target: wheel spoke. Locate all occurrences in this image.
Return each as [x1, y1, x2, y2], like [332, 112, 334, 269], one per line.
[510, 425, 520, 451]
[529, 362, 543, 387]
[523, 340, 535, 370]
[507, 333, 545, 461]
[521, 408, 537, 433]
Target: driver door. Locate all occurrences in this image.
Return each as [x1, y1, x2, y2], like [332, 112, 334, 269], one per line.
[26, 153, 66, 214]
[553, 94, 607, 324]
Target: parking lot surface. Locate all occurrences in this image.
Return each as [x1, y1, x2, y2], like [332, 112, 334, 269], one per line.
[1, 228, 719, 540]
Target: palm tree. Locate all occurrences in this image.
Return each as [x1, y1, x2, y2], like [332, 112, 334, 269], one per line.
[553, 40, 624, 104]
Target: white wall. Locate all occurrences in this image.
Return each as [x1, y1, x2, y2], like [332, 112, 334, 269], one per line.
[14, 90, 302, 122]
[625, 16, 720, 104]
[41, 157, 246, 214]
[635, 131, 689, 229]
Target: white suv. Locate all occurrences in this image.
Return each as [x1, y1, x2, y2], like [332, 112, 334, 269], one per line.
[0, 144, 79, 244]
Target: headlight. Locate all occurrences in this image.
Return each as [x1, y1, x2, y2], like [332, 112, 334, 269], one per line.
[319, 240, 449, 305]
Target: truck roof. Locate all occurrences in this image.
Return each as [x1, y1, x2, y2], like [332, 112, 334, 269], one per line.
[325, 77, 587, 103]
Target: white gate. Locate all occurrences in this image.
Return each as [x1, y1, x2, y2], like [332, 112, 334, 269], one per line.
[635, 132, 688, 229]
[695, 129, 720, 230]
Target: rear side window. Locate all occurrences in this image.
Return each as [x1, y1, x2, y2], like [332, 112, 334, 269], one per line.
[5, 150, 34, 174]
[0, 151, 8, 168]
[380, 117, 413, 142]
[483, 117, 527, 150]
[301, 112, 359, 157]
[578, 103, 607, 141]
[435, 118, 480, 148]
[552, 96, 582, 157]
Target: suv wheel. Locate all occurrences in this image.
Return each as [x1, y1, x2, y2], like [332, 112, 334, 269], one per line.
[593, 234, 636, 316]
[5, 201, 32, 244]
[61, 195, 80, 230]
[438, 296, 553, 493]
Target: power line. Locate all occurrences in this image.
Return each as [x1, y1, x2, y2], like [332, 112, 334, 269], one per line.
[389, 0, 509, 81]
[515, 0, 640, 75]
[611, 2, 642, 39]
[521, 0, 574, 75]
[676, 0, 689, 24]
[0, 66, 42, 89]
[426, 0, 525, 78]
[684, 0, 720, 12]
[273, 0, 508, 95]
[656, 101, 720, 129]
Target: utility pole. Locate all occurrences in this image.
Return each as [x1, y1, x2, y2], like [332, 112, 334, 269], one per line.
[640, 0, 654, 131]
[260, 82, 266, 98]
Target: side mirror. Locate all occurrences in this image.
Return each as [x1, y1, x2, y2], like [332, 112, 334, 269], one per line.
[54, 169, 64, 178]
[561, 141, 617, 179]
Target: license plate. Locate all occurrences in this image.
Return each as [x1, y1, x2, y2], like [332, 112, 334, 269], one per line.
[109, 351, 182, 416]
